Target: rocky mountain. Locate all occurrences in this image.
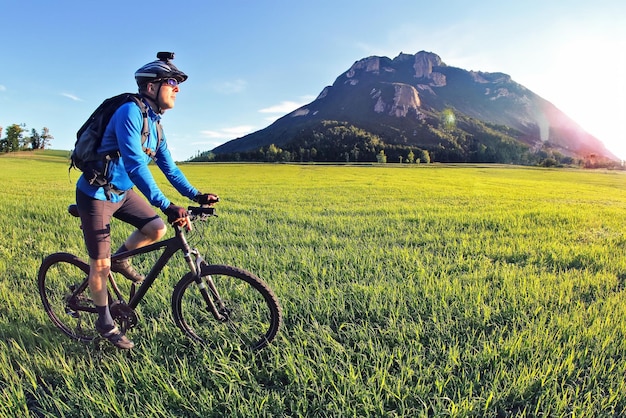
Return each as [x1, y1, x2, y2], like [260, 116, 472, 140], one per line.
[209, 51, 617, 164]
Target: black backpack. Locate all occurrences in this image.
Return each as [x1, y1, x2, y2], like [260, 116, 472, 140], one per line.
[70, 93, 162, 191]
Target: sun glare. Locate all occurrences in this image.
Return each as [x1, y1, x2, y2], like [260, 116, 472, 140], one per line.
[530, 30, 626, 160]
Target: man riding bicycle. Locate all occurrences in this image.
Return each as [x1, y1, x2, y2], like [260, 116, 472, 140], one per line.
[75, 52, 218, 349]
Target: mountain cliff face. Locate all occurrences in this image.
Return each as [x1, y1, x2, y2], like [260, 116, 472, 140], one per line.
[211, 51, 616, 163]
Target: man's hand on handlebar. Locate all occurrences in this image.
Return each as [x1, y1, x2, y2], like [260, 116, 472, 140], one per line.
[194, 193, 220, 207]
[164, 194, 219, 231]
[164, 204, 193, 231]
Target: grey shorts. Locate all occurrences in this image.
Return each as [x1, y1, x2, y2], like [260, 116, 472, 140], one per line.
[76, 188, 160, 259]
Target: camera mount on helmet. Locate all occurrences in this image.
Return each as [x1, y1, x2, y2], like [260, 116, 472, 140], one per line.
[157, 52, 175, 62]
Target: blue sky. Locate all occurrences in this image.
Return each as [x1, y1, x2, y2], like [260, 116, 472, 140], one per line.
[2, 0, 625, 161]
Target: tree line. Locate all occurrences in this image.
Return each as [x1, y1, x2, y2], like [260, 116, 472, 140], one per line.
[0, 124, 53, 153]
[189, 119, 604, 167]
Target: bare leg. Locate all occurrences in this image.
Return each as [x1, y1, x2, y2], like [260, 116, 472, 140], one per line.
[110, 218, 168, 283]
[120, 218, 167, 251]
[89, 258, 111, 307]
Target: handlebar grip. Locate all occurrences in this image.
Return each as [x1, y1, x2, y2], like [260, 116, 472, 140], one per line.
[187, 206, 216, 217]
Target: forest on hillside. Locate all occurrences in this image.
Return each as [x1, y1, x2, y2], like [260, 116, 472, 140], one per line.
[190, 120, 619, 169]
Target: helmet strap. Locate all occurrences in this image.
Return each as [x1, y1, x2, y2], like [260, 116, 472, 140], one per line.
[154, 83, 164, 114]
[141, 82, 164, 114]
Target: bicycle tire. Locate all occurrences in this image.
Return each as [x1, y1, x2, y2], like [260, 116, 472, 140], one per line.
[171, 264, 282, 351]
[38, 252, 99, 342]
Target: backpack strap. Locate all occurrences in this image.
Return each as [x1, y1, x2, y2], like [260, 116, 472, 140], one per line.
[146, 120, 163, 159]
[133, 95, 162, 160]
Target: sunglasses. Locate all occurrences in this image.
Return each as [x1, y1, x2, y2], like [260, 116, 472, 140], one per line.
[161, 78, 179, 87]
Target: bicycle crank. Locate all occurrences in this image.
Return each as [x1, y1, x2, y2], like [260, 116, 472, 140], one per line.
[110, 301, 138, 332]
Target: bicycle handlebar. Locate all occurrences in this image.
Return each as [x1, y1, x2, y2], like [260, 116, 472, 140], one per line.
[187, 205, 217, 220]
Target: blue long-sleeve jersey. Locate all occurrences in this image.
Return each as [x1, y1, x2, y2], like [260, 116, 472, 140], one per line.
[76, 99, 198, 211]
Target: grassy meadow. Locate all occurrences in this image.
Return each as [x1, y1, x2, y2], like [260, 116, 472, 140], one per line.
[1, 151, 626, 417]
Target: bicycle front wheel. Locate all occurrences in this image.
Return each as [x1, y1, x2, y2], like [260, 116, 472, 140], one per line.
[38, 252, 98, 342]
[172, 264, 282, 351]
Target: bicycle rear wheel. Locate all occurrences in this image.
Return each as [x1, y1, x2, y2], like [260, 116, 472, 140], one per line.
[172, 264, 282, 351]
[38, 252, 98, 342]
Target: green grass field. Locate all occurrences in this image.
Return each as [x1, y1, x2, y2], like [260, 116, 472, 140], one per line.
[1, 151, 626, 417]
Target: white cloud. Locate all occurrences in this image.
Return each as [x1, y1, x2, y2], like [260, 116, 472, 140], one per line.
[211, 79, 247, 94]
[62, 93, 83, 101]
[259, 101, 302, 114]
[191, 140, 228, 149]
[259, 95, 315, 114]
[200, 130, 225, 139]
[0, 85, 6, 92]
[200, 125, 255, 139]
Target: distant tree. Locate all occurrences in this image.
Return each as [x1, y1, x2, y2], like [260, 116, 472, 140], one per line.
[407, 150, 415, 164]
[25, 127, 53, 150]
[350, 145, 360, 162]
[541, 157, 558, 167]
[40, 127, 53, 149]
[420, 149, 431, 164]
[376, 150, 387, 163]
[30, 129, 41, 149]
[266, 144, 281, 162]
[281, 150, 292, 162]
[3, 124, 24, 153]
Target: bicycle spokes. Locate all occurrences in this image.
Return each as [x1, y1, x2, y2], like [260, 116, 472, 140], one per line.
[172, 265, 281, 351]
[38, 253, 99, 342]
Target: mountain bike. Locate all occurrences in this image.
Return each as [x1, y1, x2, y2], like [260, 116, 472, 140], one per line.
[37, 204, 282, 351]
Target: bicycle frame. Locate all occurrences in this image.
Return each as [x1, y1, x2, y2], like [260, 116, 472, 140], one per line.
[108, 209, 225, 321]
[110, 226, 192, 310]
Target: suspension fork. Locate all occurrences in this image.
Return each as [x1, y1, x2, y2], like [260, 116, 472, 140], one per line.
[175, 224, 227, 321]
[189, 250, 227, 321]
